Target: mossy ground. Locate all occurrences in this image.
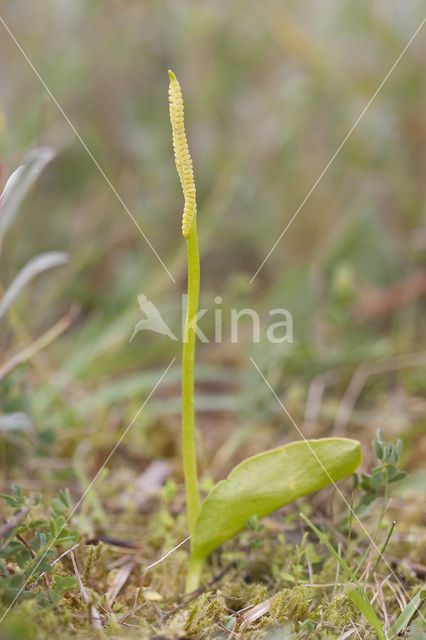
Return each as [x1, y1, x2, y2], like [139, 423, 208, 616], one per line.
[0, 478, 424, 639]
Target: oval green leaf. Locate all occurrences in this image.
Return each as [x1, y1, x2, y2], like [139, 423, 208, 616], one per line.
[191, 438, 361, 570]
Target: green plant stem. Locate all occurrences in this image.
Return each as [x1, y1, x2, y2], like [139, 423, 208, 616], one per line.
[372, 519, 396, 574]
[182, 223, 201, 537]
[186, 554, 204, 594]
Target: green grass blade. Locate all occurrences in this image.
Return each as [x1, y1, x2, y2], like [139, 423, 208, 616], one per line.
[300, 512, 357, 582]
[388, 586, 425, 639]
[347, 589, 385, 640]
[0, 252, 68, 321]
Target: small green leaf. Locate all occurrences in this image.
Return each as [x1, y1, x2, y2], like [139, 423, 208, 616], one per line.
[281, 572, 296, 582]
[386, 468, 407, 484]
[12, 484, 23, 500]
[53, 575, 78, 594]
[246, 514, 264, 532]
[395, 439, 403, 457]
[51, 498, 68, 516]
[373, 439, 384, 459]
[188, 438, 361, 589]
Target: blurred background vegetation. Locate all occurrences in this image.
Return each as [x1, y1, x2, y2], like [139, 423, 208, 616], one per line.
[0, 0, 425, 511]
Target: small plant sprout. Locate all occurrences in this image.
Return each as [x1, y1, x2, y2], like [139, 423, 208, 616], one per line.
[168, 71, 362, 593]
[355, 428, 406, 511]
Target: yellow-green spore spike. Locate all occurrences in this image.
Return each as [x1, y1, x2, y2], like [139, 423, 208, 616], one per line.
[168, 70, 197, 237]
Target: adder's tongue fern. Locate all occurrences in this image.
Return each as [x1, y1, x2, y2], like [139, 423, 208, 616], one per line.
[168, 70, 200, 535]
[167, 71, 363, 597]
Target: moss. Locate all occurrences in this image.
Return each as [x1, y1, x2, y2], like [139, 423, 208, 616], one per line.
[148, 549, 188, 599]
[183, 591, 228, 638]
[245, 583, 269, 606]
[320, 594, 357, 627]
[269, 586, 312, 625]
[316, 631, 338, 640]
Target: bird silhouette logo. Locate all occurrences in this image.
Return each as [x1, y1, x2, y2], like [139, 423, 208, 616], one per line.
[130, 294, 178, 342]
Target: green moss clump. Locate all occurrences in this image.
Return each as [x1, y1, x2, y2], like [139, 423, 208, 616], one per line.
[269, 586, 312, 625]
[245, 583, 269, 606]
[320, 594, 357, 627]
[181, 591, 228, 638]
